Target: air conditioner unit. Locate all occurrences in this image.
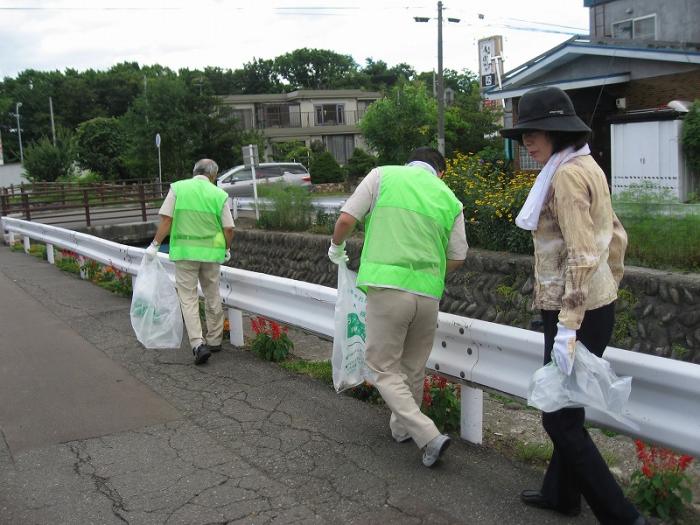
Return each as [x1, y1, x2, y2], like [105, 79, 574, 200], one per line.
[615, 97, 627, 110]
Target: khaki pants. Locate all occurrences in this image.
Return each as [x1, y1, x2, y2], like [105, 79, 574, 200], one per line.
[174, 260, 224, 349]
[364, 287, 440, 449]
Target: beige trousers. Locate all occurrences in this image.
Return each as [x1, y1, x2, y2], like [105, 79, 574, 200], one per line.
[174, 260, 224, 349]
[364, 287, 441, 449]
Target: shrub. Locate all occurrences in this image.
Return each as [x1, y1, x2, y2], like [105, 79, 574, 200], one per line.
[23, 132, 75, 182]
[421, 374, 460, 433]
[257, 183, 314, 231]
[682, 100, 700, 174]
[309, 151, 345, 184]
[345, 148, 378, 180]
[629, 440, 694, 522]
[250, 316, 293, 362]
[443, 152, 535, 254]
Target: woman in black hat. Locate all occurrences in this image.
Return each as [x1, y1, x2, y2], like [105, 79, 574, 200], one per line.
[500, 86, 647, 525]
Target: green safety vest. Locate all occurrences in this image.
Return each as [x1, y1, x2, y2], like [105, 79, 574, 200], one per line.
[357, 165, 463, 299]
[169, 178, 228, 263]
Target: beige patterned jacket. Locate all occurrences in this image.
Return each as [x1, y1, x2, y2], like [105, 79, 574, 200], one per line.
[532, 155, 627, 330]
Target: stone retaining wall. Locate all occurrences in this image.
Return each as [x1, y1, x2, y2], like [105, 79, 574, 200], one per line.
[230, 230, 700, 364]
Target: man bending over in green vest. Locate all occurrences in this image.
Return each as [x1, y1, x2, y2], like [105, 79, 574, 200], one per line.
[146, 159, 235, 365]
[328, 147, 468, 467]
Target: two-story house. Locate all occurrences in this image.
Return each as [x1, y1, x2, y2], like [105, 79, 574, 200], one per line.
[484, 0, 700, 190]
[221, 89, 381, 166]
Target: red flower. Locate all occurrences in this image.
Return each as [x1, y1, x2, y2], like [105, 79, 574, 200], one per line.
[642, 464, 653, 478]
[679, 455, 694, 471]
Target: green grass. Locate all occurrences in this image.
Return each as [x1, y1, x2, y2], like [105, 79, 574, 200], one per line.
[515, 442, 554, 465]
[278, 359, 333, 386]
[621, 214, 700, 271]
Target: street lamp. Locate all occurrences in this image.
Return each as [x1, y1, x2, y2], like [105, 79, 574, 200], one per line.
[415, 1, 460, 155]
[15, 102, 23, 164]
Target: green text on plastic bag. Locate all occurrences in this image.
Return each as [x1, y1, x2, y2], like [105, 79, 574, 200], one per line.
[346, 313, 366, 342]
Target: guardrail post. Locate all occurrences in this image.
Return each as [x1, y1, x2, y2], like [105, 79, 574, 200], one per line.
[230, 198, 238, 220]
[82, 189, 91, 227]
[227, 308, 245, 347]
[78, 255, 86, 279]
[23, 235, 31, 254]
[61, 183, 66, 205]
[46, 243, 55, 264]
[138, 184, 147, 222]
[460, 385, 484, 445]
[21, 190, 31, 221]
[8, 231, 15, 245]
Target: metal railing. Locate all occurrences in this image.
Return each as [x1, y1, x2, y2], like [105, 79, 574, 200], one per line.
[249, 109, 367, 130]
[3, 216, 700, 457]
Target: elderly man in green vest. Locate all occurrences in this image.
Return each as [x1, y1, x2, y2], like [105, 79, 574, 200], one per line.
[328, 147, 468, 467]
[146, 159, 235, 365]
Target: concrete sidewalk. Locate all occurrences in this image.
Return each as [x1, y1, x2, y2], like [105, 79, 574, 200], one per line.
[0, 246, 596, 524]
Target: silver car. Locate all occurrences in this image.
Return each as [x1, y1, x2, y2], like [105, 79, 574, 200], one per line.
[217, 162, 312, 197]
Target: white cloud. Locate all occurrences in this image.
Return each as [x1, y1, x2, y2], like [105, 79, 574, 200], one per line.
[0, 0, 589, 79]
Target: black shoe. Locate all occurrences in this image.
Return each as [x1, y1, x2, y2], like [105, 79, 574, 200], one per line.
[208, 345, 222, 353]
[193, 345, 211, 365]
[520, 490, 581, 517]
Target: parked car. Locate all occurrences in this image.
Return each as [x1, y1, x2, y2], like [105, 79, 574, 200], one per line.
[217, 162, 312, 197]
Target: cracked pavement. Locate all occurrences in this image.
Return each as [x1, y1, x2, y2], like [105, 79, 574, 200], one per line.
[0, 246, 597, 524]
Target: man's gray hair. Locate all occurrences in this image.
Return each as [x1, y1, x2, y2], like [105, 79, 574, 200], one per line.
[193, 159, 219, 177]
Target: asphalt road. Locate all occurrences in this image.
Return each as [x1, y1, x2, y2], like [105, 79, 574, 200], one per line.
[0, 245, 597, 524]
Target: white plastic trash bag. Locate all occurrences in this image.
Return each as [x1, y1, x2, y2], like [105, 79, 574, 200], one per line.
[527, 341, 639, 430]
[331, 261, 368, 392]
[130, 255, 183, 349]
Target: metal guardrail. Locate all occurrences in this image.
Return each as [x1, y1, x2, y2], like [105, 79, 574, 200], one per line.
[3, 216, 700, 457]
[229, 196, 347, 218]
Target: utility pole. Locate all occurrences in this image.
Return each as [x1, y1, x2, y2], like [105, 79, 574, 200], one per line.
[436, 1, 445, 155]
[415, 2, 459, 156]
[49, 96, 57, 146]
[15, 102, 23, 164]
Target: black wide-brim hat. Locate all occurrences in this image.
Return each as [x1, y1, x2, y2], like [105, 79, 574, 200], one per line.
[499, 86, 591, 141]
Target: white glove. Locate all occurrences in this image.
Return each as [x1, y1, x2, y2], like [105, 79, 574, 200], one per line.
[328, 240, 348, 264]
[553, 322, 577, 376]
[145, 241, 159, 259]
[224, 249, 231, 263]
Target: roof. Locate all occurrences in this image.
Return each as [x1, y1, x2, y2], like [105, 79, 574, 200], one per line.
[221, 89, 381, 105]
[484, 36, 700, 100]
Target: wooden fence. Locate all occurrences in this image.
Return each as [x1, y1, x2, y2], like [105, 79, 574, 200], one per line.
[0, 181, 168, 226]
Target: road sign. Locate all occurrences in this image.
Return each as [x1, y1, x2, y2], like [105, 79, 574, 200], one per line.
[242, 144, 259, 168]
[155, 133, 161, 148]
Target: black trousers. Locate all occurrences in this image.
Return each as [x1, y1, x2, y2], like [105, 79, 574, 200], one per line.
[540, 303, 640, 525]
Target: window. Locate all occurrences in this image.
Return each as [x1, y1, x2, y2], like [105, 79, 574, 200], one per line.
[612, 14, 656, 40]
[230, 169, 252, 182]
[323, 135, 355, 165]
[231, 109, 254, 130]
[315, 104, 345, 126]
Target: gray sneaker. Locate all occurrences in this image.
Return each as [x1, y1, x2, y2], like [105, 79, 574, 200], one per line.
[193, 344, 211, 365]
[422, 434, 451, 467]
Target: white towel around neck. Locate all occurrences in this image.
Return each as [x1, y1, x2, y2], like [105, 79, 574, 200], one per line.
[515, 144, 591, 231]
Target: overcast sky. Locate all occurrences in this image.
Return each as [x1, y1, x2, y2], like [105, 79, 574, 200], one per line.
[0, 1, 589, 80]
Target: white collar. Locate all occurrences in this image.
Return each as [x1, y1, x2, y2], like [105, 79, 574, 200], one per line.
[406, 160, 438, 177]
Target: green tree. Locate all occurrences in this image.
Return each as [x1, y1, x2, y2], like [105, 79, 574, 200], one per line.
[230, 58, 283, 94]
[682, 100, 700, 174]
[359, 81, 436, 164]
[309, 150, 344, 184]
[75, 117, 126, 180]
[273, 48, 358, 90]
[23, 130, 75, 182]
